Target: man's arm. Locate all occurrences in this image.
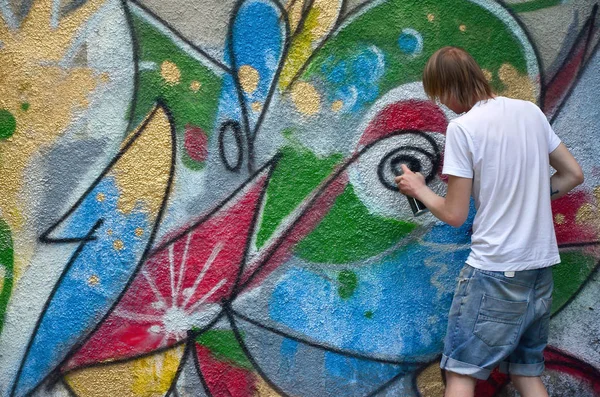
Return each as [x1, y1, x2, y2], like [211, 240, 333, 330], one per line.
[395, 164, 472, 227]
[549, 143, 584, 200]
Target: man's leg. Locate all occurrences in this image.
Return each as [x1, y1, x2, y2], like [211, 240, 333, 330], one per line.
[511, 375, 549, 397]
[444, 371, 477, 397]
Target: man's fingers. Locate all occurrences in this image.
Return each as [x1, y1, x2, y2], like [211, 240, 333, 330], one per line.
[401, 164, 413, 174]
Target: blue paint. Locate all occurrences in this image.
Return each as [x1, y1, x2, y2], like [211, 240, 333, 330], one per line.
[398, 34, 418, 54]
[397, 29, 423, 56]
[319, 46, 386, 113]
[229, 0, 285, 131]
[13, 177, 152, 397]
[268, 204, 476, 361]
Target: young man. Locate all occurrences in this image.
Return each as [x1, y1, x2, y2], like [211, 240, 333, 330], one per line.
[396, 47, 584, 397]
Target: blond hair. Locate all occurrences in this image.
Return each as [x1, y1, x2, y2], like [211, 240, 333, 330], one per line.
[423, 47, 493, 109]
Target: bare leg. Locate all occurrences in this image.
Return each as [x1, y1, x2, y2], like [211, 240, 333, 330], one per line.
[511, 375, 549, 397]
[444, 371, 477, 397]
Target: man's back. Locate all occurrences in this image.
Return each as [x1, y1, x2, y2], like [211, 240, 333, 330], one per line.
[443, 96, 561, 270]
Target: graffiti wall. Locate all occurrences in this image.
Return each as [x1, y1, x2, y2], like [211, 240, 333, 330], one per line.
[0, 0, 599, 395]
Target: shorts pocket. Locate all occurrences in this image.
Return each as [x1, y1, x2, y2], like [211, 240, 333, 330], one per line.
[473, 294, 528, 347]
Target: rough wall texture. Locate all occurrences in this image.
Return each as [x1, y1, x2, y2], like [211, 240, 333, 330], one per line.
[0, 0, 599, 396]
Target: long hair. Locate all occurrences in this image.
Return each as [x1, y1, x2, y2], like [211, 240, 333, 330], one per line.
[423, 46, 494, 109]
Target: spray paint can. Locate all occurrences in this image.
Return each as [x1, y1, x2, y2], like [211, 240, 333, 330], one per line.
[393, 166, 429, 217]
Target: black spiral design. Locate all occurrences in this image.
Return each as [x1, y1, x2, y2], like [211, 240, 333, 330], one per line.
[376, 130, 442, 192]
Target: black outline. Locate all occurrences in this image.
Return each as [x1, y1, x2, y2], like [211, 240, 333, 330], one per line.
[546, 4, 599, 124]
[218, 120, 245, 172]
[59, 378, 81, 397]
[226, 303, 418, 397]
[226, 0, 291, 173]
[127, 0, 231, 74]
[58, 304, 228, 375]
[11, 101, 177, 397]
[191, 336, 217, 397]
[164, 335, 193, 397]
[229, 129, 419, 297]
[122, 0, 142, 135]
[230, 308, 425, 366]
[376, 130, 442, 191]
[224, 304, 293, 397]
[283, 0, 373, 91]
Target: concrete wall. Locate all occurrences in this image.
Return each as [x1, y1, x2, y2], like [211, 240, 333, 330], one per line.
[0, 0, 599, 395]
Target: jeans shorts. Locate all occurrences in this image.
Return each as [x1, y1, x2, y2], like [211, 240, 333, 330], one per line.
[440, 264, 554, 380]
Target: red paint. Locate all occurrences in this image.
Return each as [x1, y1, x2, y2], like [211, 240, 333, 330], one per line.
[474, 347, 600, 396]
[65, 171, 270, 369]
[196, 344, 258, 396]
[359, 100, 448, 148]
[184, 125, 209, 162]
[545, 346, 600, 394]
[239, 169, 349, 290]
[551, 190, 597, 245]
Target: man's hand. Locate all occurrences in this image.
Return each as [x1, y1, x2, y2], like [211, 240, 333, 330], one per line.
[395, 164, 426, 198]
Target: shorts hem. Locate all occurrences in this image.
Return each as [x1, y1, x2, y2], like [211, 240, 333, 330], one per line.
[440, 354, 491, 380]
[498, 361, 545, 377]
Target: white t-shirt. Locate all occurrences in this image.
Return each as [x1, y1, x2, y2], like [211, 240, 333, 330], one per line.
[442, 96, 561, 271]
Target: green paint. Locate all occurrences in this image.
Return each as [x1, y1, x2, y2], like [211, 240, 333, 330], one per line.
[20, 103, 30, 112]
[130, 14, 221, 170]
[0, 219, 14, 336]
[551, 252, 597, 314]
[256, 145, 343, 247]
[295, 185, 416, 263]
[0, 109, 16, 139]
[338, 270, 358, 299]
[364, 310, 374, 319]
[195, 330, 252, 369]
[509, 0, 561, 13]
[181, 149, 206, 171]
[305, 0, 530, 99]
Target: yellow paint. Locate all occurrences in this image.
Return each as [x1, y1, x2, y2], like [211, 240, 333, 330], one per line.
[497, 64, 536, 102]
[279, 0, 341, 90]
[286, 0, 305, 33]
[100, 72, 110, 83]
[427, 13, 435, 22]
[576, 203, 595, 225]
[190, 80, 202, 92]
[160, 60, 181, 85]
[255, 377, 283, 396]
[113, 239, 124, 251]
[251, 101, 263, 113]
[65, 345, 184, 397]
[416, 362, 445, 397]
[96, 193, 106, 202]
[238, 65, 260, 94]
[135, 227, 144, 237]
[88, 275, 100, 286]
[554, 213, 565, 225]
[482, 69, 492, 81]
[106, 229, 113, 236]
[111, 106, 172, 215]
[290, 81, 321, 115]
[0, 0, 104, 277]
[331, 100, 343, 112]
[459, 24, 467, 32]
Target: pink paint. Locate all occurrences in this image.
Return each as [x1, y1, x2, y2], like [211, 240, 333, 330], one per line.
[184, 125, 209, 163]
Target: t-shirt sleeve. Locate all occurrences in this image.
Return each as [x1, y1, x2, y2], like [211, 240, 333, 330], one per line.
[442, 122, 474, 178]
[546, 119, 561, 153]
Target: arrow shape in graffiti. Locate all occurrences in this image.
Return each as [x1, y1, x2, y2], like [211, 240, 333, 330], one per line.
[10, 103, 176, 397]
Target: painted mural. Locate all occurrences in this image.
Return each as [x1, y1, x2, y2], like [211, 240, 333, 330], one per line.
[0, 0, 599, 396]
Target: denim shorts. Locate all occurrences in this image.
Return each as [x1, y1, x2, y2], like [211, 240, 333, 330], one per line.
[440, 264, 554, 380]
